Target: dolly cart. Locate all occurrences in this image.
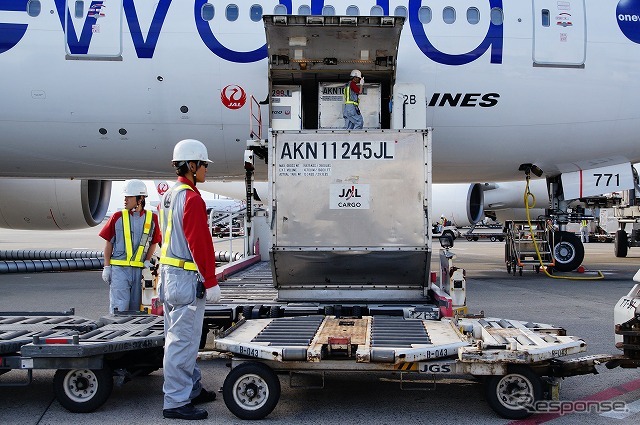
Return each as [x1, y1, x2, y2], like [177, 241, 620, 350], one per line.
[504, 220, 554, 275]
[215, 313, 608, 420]
[0, 310, 164, 412]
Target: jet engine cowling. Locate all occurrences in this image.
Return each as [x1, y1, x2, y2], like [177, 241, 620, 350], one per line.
[0, 179, 111, 230]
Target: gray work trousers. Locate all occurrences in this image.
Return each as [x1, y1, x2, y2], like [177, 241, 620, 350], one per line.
[159, 265, 205, 409]
[109, 265, 143, 313]
[343, 103, 363, 129]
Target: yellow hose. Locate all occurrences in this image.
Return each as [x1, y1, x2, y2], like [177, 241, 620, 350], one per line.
[523, 175, 604, 280]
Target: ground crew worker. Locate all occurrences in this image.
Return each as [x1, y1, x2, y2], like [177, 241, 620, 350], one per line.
[580, 219, 589, 243]
[99, 179, 161, 314]
[160, 139, 220, 420]
[344, 69, 364, 129]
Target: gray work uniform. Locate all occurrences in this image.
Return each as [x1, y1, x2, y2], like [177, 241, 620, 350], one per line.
[343, 82, 364, 129]
[159, 185, 205, 410]
[108, 211, 154, 313]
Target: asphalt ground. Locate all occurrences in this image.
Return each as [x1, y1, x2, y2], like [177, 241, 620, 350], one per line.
[1, 227, 639, 424]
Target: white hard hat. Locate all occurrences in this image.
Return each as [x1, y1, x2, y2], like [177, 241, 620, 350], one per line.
[172, 139, 212, 163]
[350, 69, 362, 78]
[122, 179, 148, 197]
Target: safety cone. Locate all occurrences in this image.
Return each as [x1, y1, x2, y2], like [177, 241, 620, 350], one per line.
[577, 265, 585, 273]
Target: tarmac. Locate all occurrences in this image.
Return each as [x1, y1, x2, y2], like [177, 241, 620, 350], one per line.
[1, 226, 639, 424]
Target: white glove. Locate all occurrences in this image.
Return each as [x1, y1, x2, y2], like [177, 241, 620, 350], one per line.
[359, 76, 364, 86]
[143, 260, 152, 269]
[102, 266, 111, 284]
[206, 285, 221, 303]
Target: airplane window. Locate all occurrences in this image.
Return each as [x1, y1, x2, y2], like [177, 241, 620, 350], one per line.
[490, 7, 503, 25]
[201, 3, 214, 21]
[74, 1, 84, 18]
[274, 4, 287, 14]
[541, 9, 550, 27]
[443, 7, 455, 24]
[226, 4, 239, 21]
[322, 5, 335, 16]
[370, 6, 383, 16]
[418, 6, 432, 24]
[250, 5, 262, 22]
[26, 0, 41, 17]
[394, 6, 407, 18]
[346, 5, 359, 16]
[299, 5, 311, 15]
[467, 7, 479, 24]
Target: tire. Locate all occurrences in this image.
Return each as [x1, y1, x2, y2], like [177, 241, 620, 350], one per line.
[473, 236, 479, 241]
[490, 236, 497, 242]
[484, 366, 541, 419]
[223, 362, 281, 420]
[552, 231, 584, 272]
[53, 368, 113, 413]
[443, 230, 455, 241]
[615, 230, 628, 258]
[467, 236, 474, 242]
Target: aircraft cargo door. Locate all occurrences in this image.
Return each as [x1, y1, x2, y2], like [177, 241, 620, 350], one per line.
[533, 0, 585, 67]
[65, 0, 123, 59]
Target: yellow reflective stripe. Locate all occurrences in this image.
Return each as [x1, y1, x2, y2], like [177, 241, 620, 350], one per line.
[344, 84, 358, 106]
[159, 184, 197, 271]
[121, 209, 134, 264]
[159, 256, 197, 271]
[132, 211, 153, 266]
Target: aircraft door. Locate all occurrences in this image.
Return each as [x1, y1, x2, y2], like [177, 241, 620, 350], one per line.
[64, 0, 123, 59]
[533, 0, 585, 66]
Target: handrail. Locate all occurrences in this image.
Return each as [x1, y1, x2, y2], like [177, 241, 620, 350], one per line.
[249, 95, 262, 140]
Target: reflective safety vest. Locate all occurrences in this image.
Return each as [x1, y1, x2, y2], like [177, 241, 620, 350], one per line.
[110, 209, 153, 268]
[344, 83, 359, 106]
[159, 184, 198, 271]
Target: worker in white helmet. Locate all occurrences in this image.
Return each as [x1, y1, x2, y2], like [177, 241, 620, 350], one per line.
[99, 179, 161, 313]
[159, 139, 220, 420]
[343, 69, 364, 129]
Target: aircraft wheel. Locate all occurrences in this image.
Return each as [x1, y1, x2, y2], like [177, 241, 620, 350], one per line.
[223, 362, 281, 420]
[53, 368, 113, 413]
[485, 366, 541, 419]
[552, 231, 584, 272]
[614, 230, 628, 258]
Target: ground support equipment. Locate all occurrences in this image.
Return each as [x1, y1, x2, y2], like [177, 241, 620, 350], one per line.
[214, 314, 605, 420]
[504, 220, 554, 276]
[0, 310, 164, 412]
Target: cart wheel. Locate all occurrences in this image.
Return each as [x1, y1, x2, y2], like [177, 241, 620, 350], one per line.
[467, 236, 474, 241]
[490, 236, 497, 242]
[53, 368, 113, 413]
[484, 366, 541, 419]
[223, 362, 281, 420]
[473, 236, 479, 241]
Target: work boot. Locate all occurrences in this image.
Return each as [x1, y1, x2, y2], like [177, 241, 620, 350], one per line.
[191, 388, 216, 405]
[162, 403, 208, 420]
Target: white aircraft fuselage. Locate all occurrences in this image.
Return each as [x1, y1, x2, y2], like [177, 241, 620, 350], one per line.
[2, 0, 640, 183]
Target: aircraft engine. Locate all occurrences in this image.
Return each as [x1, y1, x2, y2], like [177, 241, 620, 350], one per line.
[481, 180, 548, 222]
[0, 179, 111, 230]
[431, 183, 484, 227]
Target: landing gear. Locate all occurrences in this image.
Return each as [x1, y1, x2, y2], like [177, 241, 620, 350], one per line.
[615, 229, 628, 258]
[552, 231, 584, 272]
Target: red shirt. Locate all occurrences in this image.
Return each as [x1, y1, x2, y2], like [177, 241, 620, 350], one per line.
[175, 177, 218, 288]
[349, 80, 361, 95]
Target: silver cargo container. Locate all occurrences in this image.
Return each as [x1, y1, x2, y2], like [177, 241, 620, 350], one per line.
[269, 129, 432, 301]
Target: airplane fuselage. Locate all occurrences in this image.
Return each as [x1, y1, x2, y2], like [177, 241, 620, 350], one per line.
[2, 0, 640, 183]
